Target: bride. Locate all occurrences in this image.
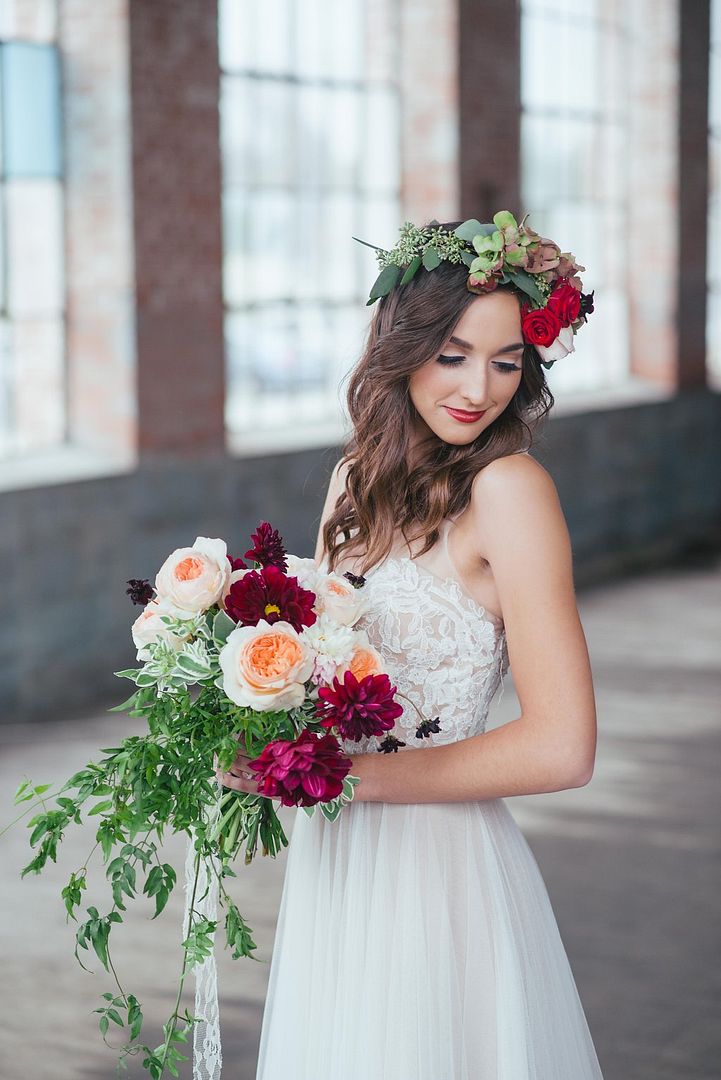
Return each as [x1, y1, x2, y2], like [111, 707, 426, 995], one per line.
[219, 212, 605, 1078]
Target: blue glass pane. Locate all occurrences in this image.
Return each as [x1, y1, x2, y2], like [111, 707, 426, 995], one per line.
[1, 41, 62, 178]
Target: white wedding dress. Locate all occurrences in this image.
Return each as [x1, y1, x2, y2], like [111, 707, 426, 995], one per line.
[254, 517, 604, 1079]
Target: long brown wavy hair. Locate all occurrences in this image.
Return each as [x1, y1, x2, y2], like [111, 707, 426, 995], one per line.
[322, 220, 555, 576]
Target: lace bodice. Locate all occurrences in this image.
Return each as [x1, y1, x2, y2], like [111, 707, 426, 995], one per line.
[324, 517, 509, 755]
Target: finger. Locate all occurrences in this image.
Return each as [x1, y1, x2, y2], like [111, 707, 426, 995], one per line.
[216, 769, 250, 792]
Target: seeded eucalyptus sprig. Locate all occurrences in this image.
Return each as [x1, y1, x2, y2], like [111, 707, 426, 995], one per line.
[5, 674, 302, 1079]
[356, 212, 561, 309]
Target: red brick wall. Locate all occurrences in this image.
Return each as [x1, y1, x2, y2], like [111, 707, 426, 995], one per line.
[60, 0, 136, 458]
[458, 0, 521, 221]
[399, 0, 460, 221]
[128, 0, 226, 458]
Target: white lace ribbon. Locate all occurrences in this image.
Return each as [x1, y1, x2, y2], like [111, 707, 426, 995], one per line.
[183, 790, 223, 1079]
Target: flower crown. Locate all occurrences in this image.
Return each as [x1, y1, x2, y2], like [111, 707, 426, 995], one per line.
[353, 210, 595, 369]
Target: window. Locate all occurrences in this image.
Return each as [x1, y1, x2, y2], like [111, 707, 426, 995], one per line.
[218, 0, 402, 445]
[520, 0, 630, 395]
[708, 0, 721, 389]
[0, 2, 65, 458]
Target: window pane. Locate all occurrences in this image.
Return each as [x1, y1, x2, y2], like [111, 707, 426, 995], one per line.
[360, 86, 401, 194]
[326, 0, 365, 81]
[254, 0, 292, 75]
[328, 87, 362, 188]
[1, 41, 62, 177]
[220, 0, 403, 440]
[217, 0, 255, 73]
[521, 11, 600, 113]
[294, 0, 325, 80]
[246, 191, 296, 301]
[319, 192, 358, 301]
[0, 0, 57, 43]
[4, 317, 65, 454]
[221, 186, 249, 309]
[6, 178, 64, 316]
[219, 75, 250, 188]
[521, 5, 629, 393]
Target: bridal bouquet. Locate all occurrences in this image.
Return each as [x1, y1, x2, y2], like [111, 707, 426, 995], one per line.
[7, 521, 410, 1079]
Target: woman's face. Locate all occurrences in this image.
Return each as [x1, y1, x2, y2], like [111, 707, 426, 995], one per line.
[408, 289, 525, 447]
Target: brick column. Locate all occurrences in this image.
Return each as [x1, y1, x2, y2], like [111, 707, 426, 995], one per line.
[399, 0, 460, 222]
[677, 0, 710, 389]
[128, 0, 226, 460]
[60, 0, 135, 458]
[626, 1, 679, 389]
[457, 0, 521, 222]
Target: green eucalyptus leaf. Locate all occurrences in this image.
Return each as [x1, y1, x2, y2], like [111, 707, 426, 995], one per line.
[400, 254, 422, 285]
[367, 262, 401, 303]
[453, 219, 486, 242]
[505, 268, 545, 304]
[422, 246, 441, 270]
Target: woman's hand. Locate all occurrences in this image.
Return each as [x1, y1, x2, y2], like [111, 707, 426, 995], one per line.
[215, 735, 283, 800]
[215, 742, 265, 795]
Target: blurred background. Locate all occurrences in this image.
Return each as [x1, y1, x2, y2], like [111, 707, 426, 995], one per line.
[0, 1, 719, 1078]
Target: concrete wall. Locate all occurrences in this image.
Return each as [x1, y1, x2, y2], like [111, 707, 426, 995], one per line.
[2, 386, 719, 725]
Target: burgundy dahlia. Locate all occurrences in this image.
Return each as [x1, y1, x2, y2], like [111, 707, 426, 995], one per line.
[223, 563, 317, 632]
[316, 669, 403, 742]
[247, 729, 353, 807]
[226, 553, 249, 573]
[126, 578, 154, 605]
[244, 521, 288, 573]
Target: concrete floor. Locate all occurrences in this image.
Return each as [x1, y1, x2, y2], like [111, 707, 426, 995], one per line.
[1, 552, 719, 1080]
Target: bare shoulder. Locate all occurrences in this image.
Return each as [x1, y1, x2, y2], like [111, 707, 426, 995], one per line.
[473, 449, 555, 494]
[469, 451, 569, 565]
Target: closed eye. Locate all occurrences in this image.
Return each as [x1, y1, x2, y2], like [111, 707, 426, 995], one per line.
[437, 354, 522, 373]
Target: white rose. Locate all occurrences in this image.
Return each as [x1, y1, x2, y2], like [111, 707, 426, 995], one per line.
[218, 619, 315, 711]
[132, 597, 193, 661]
[154, 536, 231, 614]
[314, 571, 367, 626]
[285, 554, 322, 595]
[536, 323, 575, 365]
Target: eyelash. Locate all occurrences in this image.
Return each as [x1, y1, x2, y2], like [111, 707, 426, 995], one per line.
[437, 354, 521, 372]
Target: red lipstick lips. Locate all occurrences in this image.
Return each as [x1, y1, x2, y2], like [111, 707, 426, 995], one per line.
[443, 406, 487, 424]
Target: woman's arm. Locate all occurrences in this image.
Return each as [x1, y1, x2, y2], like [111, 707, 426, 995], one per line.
[349, 454, 598, 804]
[313, 455, 350, 566]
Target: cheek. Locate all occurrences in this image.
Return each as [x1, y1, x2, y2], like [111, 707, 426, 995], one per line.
[410, 364, 451, 401]
[494, 370, 523, 402]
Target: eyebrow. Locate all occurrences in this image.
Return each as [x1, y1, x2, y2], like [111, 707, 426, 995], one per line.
[448, 335, 525, 354]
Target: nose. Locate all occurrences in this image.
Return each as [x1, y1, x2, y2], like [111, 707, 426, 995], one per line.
[460, 360, 490, 408]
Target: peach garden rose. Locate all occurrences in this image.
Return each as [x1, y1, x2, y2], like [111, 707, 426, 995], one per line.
[219, 619, 315, 710]
[154, 535, 231, 614]
[335, 629, 385, 683]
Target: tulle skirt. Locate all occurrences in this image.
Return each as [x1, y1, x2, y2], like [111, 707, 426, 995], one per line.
[255, 796, 604, 1079]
